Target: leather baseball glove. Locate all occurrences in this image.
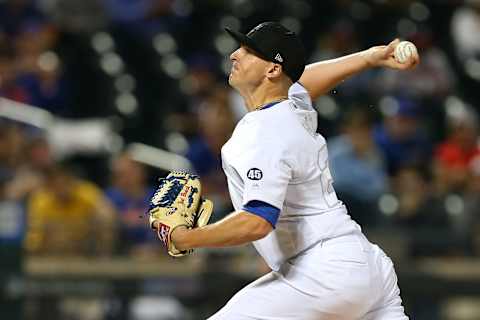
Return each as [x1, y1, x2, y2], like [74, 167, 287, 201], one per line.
[147, 171, 213, 257]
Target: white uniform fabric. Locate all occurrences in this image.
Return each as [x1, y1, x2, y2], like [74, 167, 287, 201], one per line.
[212, 83, 408, 319]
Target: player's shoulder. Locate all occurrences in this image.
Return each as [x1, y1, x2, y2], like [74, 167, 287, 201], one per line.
[288, 82, 312, 109]
[242, 107, 305, 156]
[248, 102, 296, 132]
[288, 81, 309, 97]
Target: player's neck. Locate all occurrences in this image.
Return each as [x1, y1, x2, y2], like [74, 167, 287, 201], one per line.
[242, 83, 289, 112]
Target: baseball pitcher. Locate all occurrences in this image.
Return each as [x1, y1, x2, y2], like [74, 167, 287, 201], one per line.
[148, 22, 419, 319]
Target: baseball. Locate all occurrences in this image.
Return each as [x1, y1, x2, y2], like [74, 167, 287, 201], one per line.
[394, 41, 418, 64]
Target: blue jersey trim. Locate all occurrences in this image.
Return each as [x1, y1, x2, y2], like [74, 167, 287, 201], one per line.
[257, 100, 284, 111]
[242, 200, 280, 227]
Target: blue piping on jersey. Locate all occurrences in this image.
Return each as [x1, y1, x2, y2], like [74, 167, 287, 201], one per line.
[256, 100, 285, 111]
[243, 200, 280, 227]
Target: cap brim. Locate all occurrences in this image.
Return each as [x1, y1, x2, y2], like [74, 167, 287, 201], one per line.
[225, 27, 268, 60]
[225, 27, 249, 46]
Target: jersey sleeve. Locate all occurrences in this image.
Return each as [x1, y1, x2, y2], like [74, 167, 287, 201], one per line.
[288, 82, 313, 110]
[237, 142, 292, 210]
[243, 200, 280, 227]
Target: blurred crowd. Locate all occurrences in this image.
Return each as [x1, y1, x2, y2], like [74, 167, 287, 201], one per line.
[1, 0, 480, 265]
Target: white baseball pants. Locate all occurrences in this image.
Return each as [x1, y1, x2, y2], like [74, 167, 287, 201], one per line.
[208, 232, 408, 320]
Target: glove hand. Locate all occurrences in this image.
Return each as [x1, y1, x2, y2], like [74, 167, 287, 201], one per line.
[166, 225, 188, 251]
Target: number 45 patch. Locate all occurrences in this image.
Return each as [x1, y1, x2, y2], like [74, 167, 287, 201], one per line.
[247, 168, 263, 180]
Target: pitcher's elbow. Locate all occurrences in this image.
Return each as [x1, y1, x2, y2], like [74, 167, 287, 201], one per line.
[250, 218, 273, 241]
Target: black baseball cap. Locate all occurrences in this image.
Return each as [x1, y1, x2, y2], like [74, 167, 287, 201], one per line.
[225, 22, 306, 83]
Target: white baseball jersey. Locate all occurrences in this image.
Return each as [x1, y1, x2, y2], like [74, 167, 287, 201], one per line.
[213, 83, 408, 319]
[221, 83, 360, 271]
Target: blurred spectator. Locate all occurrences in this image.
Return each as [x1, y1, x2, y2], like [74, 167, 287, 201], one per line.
[0, 168, 25, 255]
[0, 121, 44, 202]
[104, 0, 174, 39]
[165, 53, 222, 135]
[105, 152, 158, 257]
[465, 155, 480, 255]
[0, 121, 53, 202]
[38, 0, 108, 34]
[451, 0, 480, 101]
[25, 164, 116, 256]
[0, 0, 44, 36]
[0, 121, 25, 171]
[184, 53, 221, 107]
[104, 0, 172, 24]
[0, 167, 25, 275]
[5, 133, 53, 201]
[26, 134, 54, 171]
[185, 86, 234, 220]
[13, 19, 58, 71]
[392, 166, 452, 257]
[0, 168, 24, 320]
[451, 1, 480, 61]
[433, 105, 480, 194]
[12, 19, 70, 114]
[186, 87, 234, 173]
[0, 124, 36, 316]
[0, 39, 30, 102]
[328, 107, 387, 226]
[373, 96, 432, 175]
[309, 18, 377, 101]
[311, 18, 362, 62]
[15, 50, 69, 115]
[393, 166, 447, 228]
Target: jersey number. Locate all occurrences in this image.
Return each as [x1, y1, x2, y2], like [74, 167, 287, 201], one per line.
[247, 168, 263, 180]
[318, 149, 338, 208]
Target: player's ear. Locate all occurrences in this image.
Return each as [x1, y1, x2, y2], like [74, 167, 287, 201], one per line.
[266, 63, 283, 80]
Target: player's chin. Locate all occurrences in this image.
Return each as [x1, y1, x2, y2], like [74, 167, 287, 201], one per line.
[228, 73, 237, 86]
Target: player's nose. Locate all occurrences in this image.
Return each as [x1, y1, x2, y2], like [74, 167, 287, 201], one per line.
[230, 48, 240, 61]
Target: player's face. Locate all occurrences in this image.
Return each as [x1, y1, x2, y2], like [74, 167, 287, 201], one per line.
[228, 46, 271, 90]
